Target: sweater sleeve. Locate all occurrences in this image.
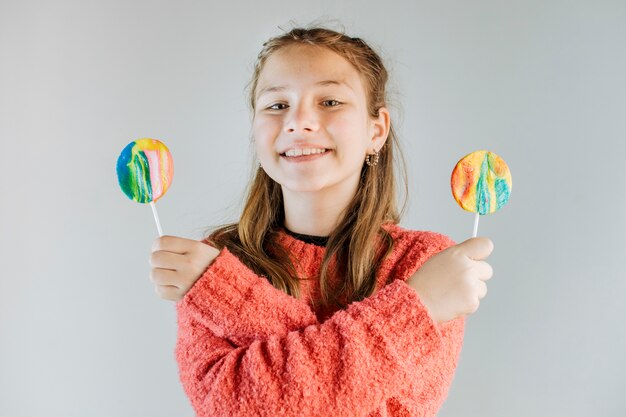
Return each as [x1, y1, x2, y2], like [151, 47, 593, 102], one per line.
[178, 247, 320, 347]
[176, 265, 460, 416]
[371, 230, 465, 416]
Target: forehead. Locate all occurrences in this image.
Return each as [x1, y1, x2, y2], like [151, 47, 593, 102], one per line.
[256, 44, 365, 96]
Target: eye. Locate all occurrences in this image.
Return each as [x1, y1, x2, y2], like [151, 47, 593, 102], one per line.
[267, 103, 288, 110]
[322, 99, 342, 107]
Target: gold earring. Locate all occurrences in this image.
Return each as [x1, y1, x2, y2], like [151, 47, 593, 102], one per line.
[365, 149, 380, 167]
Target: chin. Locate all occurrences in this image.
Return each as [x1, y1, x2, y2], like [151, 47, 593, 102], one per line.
[279, 179, 330, 194]
[282, 184, 327, 193]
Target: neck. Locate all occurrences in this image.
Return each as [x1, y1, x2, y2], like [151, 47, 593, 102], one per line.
[282, 184, 357, 237]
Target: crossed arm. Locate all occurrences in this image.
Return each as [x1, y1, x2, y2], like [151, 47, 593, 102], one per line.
[175, 246, 464, 417]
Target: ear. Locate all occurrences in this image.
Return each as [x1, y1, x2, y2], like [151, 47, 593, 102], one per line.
[368, 107, 391, 153]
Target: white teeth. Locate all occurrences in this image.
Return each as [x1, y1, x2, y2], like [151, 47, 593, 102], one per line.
[284, 148, 326, 157]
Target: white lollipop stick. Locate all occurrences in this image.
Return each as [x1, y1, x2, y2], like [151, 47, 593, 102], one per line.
[150, 201, 163, 237]
[472, 213, 480, 238]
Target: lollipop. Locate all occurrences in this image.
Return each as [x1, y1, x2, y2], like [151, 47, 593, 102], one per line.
[117, 138, 174, 236]
[451, 150, 512, 237]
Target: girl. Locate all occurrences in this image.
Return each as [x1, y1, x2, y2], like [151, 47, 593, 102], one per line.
[150, 26, 493, 417]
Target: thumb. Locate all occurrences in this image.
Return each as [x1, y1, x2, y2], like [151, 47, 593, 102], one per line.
[455, 237, 494, 260]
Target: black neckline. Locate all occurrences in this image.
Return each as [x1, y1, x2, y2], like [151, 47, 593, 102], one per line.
[283, 228, 329, 247]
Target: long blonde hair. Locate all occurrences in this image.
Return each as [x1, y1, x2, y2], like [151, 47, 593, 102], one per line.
[208, 26, 408, 312]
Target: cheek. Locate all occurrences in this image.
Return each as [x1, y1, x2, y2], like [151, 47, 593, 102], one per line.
[253, 116, 280, 135]
[252, 119, 276, 154]
[329, 110, 367, 134]
[254, 140, 275, 164]
[328, 114, 370, 152]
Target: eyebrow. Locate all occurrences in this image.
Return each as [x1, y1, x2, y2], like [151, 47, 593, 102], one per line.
[256, 80, 353, 98]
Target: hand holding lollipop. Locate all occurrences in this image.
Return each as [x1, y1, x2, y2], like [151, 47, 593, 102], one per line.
[451, 150, 512, 237]
[116, 138, 174, 236]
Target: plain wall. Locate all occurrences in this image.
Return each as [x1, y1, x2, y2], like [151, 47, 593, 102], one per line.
[1, 0, 625, 416]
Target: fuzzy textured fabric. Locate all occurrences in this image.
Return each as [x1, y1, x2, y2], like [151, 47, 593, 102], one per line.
[175, 223, 465, 416]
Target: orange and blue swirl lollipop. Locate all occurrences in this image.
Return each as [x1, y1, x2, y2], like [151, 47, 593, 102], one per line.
[451, 150, 512, 237]
[117, 138, 174, 236]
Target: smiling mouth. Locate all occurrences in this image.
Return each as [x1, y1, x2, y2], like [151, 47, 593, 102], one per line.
[279, 148, 330, 157]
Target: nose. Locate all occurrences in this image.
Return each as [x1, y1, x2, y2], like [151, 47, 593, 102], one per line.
[283, 102, 319, 134]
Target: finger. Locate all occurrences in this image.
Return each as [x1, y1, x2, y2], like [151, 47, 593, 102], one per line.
[150, 268, 181, 287]
[152, 235, 195, 254]
[473, 260, 494, 281]
[476, 280, 488, 299]
[456, 237, 494, 261]
[466, 297, 480, 315]
[150, 250, 186, 270]
[155, 284, 183, 301]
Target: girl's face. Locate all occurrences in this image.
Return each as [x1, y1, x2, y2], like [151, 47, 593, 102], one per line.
[252, 44, 389, 199]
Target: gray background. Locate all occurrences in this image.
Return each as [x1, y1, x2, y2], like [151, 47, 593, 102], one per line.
[1, 0, 625, 416]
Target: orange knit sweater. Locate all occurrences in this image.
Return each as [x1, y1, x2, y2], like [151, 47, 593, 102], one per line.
[175, 224, 465, 416]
